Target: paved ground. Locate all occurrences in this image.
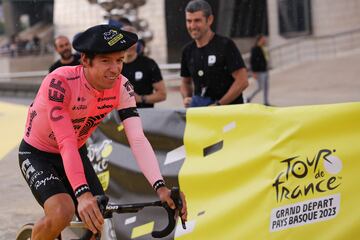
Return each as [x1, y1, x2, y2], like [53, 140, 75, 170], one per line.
[0, 50, 359, 239]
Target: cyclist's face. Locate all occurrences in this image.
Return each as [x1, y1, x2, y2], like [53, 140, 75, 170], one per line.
[82, 51, 125, 91]
[55, 37, 72, 60]
[186, 11, 213, 41]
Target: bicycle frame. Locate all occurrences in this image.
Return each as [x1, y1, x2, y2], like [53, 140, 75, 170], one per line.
[64, 218, 116, 240]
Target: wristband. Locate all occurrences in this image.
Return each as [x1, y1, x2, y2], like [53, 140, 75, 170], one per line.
[74, 184, 90, 198]
[152, 179, 166, 192]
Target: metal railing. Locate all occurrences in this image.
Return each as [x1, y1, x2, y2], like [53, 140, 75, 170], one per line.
[268, 28, 360, 69]
[0, 64, 182, 96]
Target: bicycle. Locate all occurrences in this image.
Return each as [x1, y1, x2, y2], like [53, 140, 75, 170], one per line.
[16, 187, 186, 240]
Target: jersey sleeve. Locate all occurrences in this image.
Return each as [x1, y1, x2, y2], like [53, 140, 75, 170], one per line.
[42, 73, 87, 192]
[225, 39, 246, 73]
[117, 76, 137, 110]
[149, 59, 163, 84]
[123, 116, 163, 186]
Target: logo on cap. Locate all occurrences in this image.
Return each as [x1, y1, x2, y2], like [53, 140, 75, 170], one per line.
[103, 29, 124, 46]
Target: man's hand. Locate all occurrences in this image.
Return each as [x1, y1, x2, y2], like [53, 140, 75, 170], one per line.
[157, 187, 188, 222]
[134, 93, 142, 103]
[183, 97, 192, 108]
[77, 192, 104, 234]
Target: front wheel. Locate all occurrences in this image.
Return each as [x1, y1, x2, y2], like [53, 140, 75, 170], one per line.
[16, 223, 33, 240]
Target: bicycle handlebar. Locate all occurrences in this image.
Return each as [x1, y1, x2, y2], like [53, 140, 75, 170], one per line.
[79, 187, 185, 240]
[151, 187, 186, 238]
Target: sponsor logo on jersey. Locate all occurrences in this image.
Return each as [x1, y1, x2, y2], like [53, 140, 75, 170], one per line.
[48, 131, 56, 141]
[77, 96, 86, 102]
[26, 110, 37, 137]
[50, 106, 64, 121]
[97, 104, 114, 110]
[48, 78, 65, 103]
[98, 96, 116, 102]
[72, 105, 87, 111]
[79, 113, 106, 137]
[72, 117, 86, 123]
[123, 80, 135, 97]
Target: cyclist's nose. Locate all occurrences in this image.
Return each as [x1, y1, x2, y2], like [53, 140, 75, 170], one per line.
[108, 62, 121, 74]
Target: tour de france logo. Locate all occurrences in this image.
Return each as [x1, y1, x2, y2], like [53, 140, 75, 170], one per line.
[270, 149, 343, 232]
[103, 29, 124, 46]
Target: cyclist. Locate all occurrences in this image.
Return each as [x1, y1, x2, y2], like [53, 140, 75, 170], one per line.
[18, 24, 187, 240]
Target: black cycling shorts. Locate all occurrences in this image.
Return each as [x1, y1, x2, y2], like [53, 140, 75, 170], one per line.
[18, 139, 104, 207]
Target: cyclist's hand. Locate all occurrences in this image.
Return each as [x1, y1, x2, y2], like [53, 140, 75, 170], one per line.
[183, 97, 192, 108]
[157, 187, 175, 209]
[179, 191, 188, 222]
[77, 192, 104, 234]
[157, 187, 188, 223]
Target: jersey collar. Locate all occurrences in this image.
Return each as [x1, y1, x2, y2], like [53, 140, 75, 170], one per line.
[80, 66, 104, 98]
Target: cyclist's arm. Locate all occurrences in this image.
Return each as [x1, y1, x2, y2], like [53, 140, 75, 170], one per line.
[43, 74, 88, 193]
[123, 117, 163, 184]
[118, 76, 163, 186]
[119, 76, 188, 220]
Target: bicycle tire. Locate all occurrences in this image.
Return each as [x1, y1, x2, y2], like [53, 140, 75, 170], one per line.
[16, 223, 34, 240]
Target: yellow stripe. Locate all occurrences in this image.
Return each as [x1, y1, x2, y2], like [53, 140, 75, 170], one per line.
[117, 124, 124, 132]
[0, 102, 27, 160]
[96, 170, 110, 191]
[131, 221, 154, 239]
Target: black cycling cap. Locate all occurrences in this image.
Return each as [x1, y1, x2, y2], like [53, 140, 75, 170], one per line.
[72, 24, 138, 54]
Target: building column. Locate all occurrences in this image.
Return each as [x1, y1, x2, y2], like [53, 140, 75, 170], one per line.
[216, 0, 235, 36]
[2, 0, 21, 37]
[266, 0, 286, 48]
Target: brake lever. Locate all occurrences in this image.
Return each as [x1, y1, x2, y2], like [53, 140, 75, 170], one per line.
[170, 187, 186, 229]
[151, 187, 186, 238]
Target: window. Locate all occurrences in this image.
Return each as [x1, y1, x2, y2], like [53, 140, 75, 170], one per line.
[231, 0, 268, 37]
[278, 0, 312, 37]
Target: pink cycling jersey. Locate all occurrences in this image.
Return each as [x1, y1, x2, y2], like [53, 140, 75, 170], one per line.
[23, 65, 162, 192]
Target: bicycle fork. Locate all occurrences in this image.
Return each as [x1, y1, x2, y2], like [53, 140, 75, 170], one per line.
[101, 218, 117, 240]
[69, 218, 116, 240]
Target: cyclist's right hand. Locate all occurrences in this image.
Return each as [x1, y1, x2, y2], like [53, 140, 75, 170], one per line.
[157, 187, 188, 223]
[77, 192, 104, 234]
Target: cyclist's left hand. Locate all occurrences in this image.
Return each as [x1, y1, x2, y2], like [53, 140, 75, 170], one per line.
[157, 187, 188, 222]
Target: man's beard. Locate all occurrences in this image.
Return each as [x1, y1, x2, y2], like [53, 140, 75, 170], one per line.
[60, 50, 72, 60]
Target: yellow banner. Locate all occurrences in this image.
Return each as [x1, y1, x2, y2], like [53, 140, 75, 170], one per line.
[178, 103, 360, 240]
[0, 102, 27, 160]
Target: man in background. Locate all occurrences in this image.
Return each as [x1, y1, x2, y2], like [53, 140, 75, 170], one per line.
[122, 26, 166, 108]
[248, 34, 271, 106]
[180, 0, 248, 107]
[48, 35, 80, 73]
